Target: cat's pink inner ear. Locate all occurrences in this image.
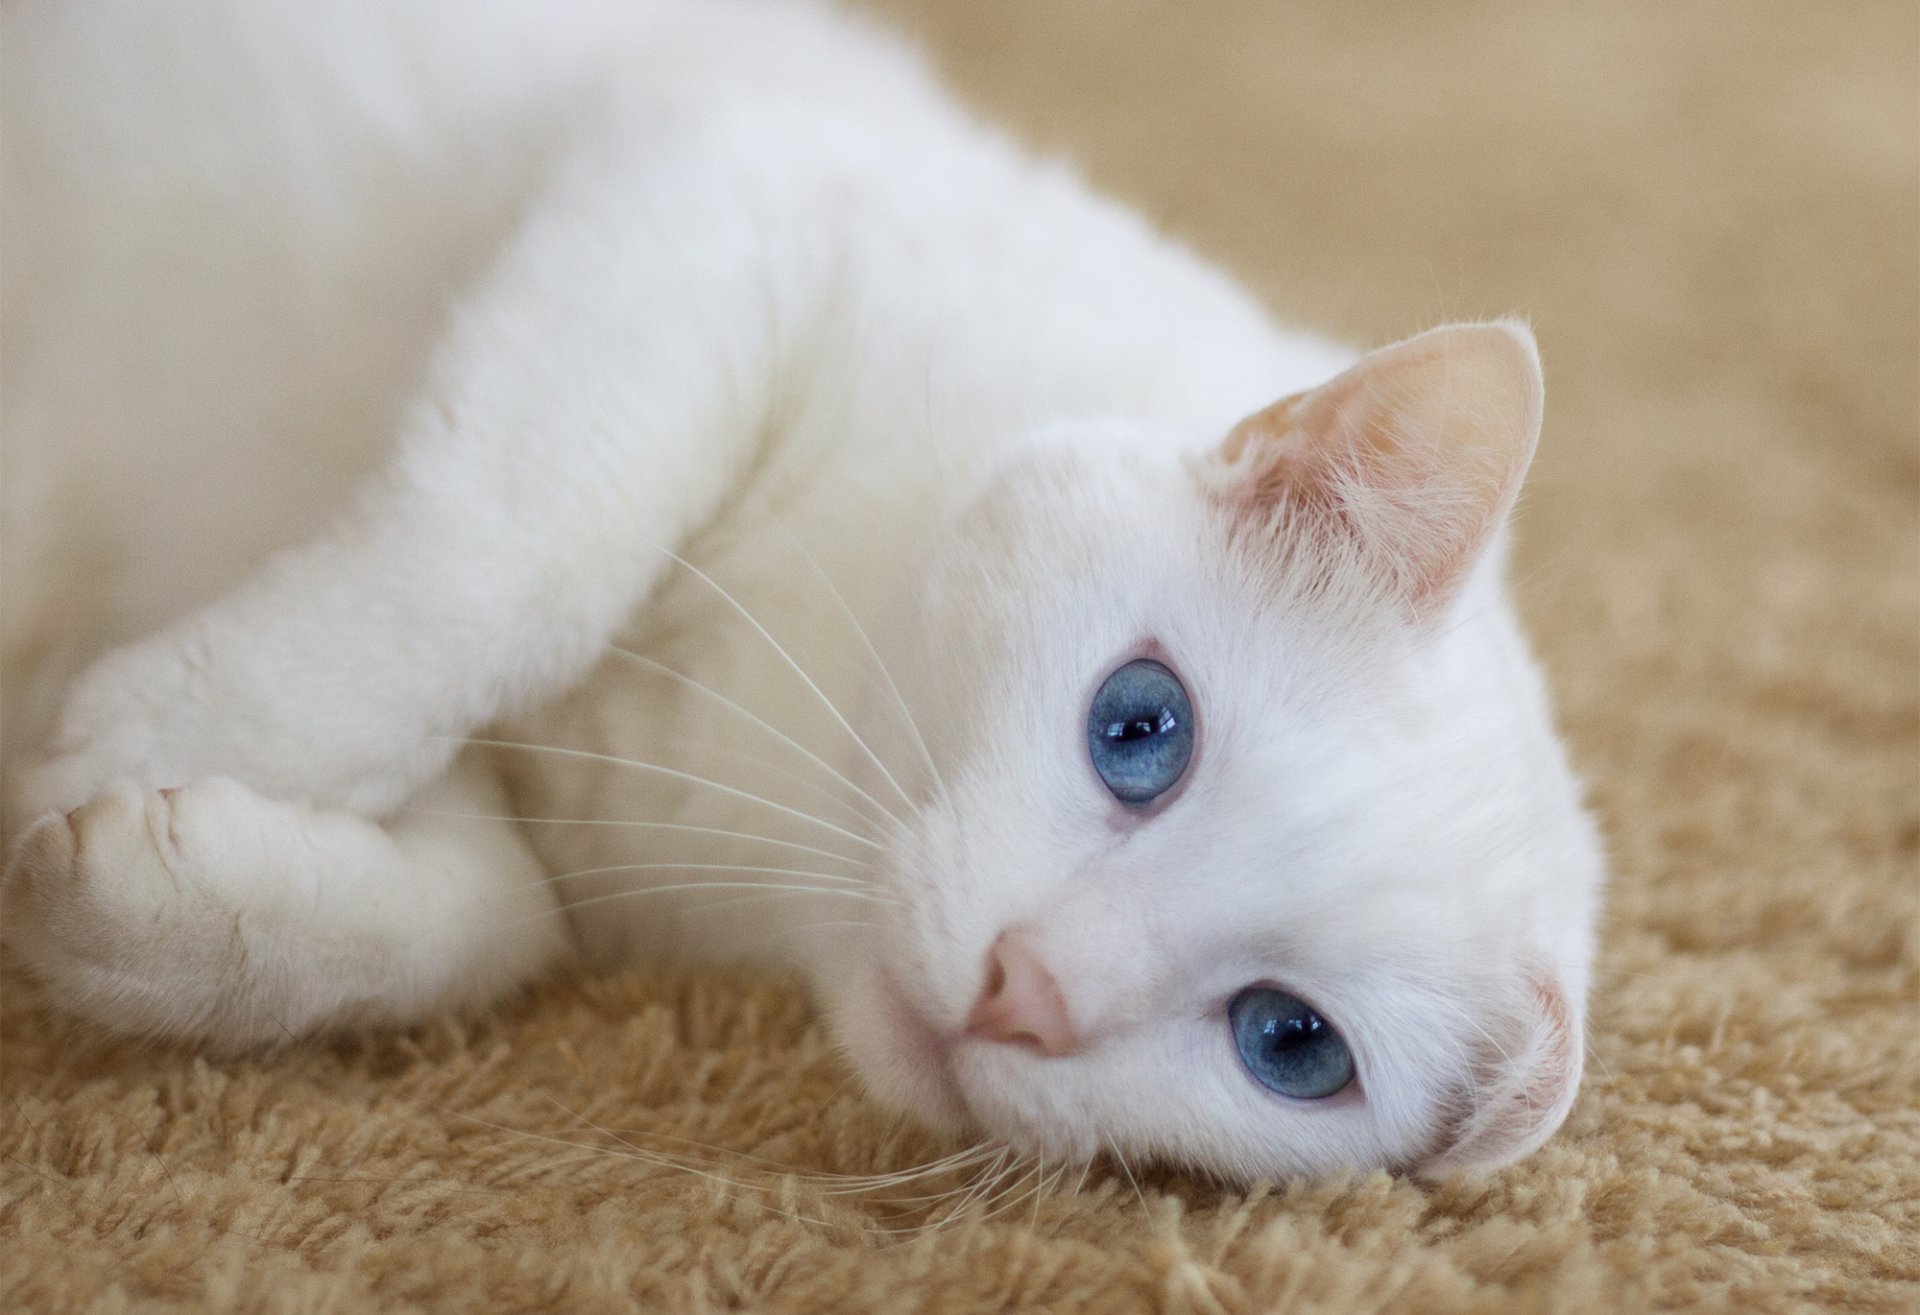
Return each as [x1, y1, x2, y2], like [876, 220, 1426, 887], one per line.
[1419, 967, 1583, 1176]
[1218, 322, 1544, 617]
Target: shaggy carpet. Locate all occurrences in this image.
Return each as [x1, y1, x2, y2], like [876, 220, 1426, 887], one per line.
[3, 1, 1915, 1311]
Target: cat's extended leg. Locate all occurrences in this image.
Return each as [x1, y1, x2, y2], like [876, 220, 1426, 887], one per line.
[2, 756, 569, 1049]
[9, 110, 827, 828]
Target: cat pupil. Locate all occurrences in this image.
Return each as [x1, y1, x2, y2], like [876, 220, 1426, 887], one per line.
[1262, 1013, 1318, 1052]
[1106, 710, 1173, 743]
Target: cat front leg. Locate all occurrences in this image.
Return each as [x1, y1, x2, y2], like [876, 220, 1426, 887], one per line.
[9, 112, 828, 829]
[2, 757, 570, 1048]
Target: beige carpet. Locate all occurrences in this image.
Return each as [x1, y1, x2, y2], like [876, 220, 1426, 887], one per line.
[4, 1, 1916, 1310]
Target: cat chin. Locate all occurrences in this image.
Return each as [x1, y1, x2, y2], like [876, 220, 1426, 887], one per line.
[818, 947, 1113, 1164]
[941, 1050, 1110, 1165]
[812, 951, 974, 1135]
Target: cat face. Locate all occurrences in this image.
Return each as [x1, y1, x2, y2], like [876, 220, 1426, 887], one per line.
[816, 323, 1603, 1179]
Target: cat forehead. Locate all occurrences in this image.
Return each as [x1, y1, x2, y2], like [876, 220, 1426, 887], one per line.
[932, 436, 1399, 672]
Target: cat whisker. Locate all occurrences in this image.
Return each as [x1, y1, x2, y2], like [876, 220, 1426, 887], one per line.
[814, 1144, 1005, 1195]
[565, 878, 890, 912]
[533, 858, 875, 894]
[773, 526, 948, 801]
[775, 917, 878, 935]
[1038, 1157, 1075, 1224]
[922, 1147, 1025, 1231]
[475, 878, 889, 942]
[794, 1147, 1003, 1194]
[652, 733, 900, 838]
[556, 1108, 1001, 1197]
[880, 1146, 993, 1224]
[449, 1108, 841, 1229]
[973, 1155, 1050, 1227]
[831, 1168, 1002, 1208]
[528, 1100, 1026, 1236]
[566, 878, 889, 908]
[637, 538, 919, 814]
[456, 736, 887, 852]
[694, 893, 879, 923]
[1037, 1158, 1097, 1240]
[1583, 1035, 1618, 1084]
[1006, 1157, 1056, 1225]
[403, 807, 866, 868]
[608, 647, 908, 833]
[950, 1157, 1022, 1221]
[1103, 1134, 1151, 1213]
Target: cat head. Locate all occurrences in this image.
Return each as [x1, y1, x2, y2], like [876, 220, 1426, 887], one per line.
[816, 321, 1603, 1180]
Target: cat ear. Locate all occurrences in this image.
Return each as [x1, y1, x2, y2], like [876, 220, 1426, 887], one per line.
[1418, 967, 1583, 1175]
[1214, 321, 1544, 619]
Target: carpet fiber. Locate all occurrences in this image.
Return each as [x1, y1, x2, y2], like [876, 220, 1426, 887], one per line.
[4, 2, 1916, 1311]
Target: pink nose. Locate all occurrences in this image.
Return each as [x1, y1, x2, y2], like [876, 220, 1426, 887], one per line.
[964, 929, 1080, 1056]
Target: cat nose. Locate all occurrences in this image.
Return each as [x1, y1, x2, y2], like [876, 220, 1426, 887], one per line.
[964, 929, 1080, 1056]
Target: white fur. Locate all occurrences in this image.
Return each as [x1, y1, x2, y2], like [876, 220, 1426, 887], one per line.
[1, 0, 1602, 1180]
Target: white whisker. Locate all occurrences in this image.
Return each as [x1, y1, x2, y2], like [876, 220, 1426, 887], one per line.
[561, 880, 888, 913]
[456, 736, 886, 852]
[638, 538, 919, 813]
[660, 734, 900, 838]
[608, 647, 908, 832]
[482, 879, 887, 941]
[815, 1146, 1003, 1196]
[403, 807, 864, 868]
[924, 1147, 1019, 1231]
[449, 1108, 838, 1229]
[975, 1156, 1047, 1226]
[775, 917, 877, 935]
[1033, 1157, 1072, 1227]
[1105, 1134, 1149, 1212]
[539, 859, 872, 891]
[773, 528, 947, 799]
[566, 1115, 998, 1195]
[484, 1099, 1035, 1243]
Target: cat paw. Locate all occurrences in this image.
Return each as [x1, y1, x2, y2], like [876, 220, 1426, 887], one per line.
[10, 640, 208, 820]
[1, 778, 317, 1049]
[13, 627, 432, 821]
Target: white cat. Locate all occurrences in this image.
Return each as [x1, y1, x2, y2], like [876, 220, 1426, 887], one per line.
[1, 0, 1604, 1181]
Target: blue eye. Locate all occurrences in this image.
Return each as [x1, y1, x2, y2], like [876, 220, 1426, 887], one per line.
[1228, 988, 1355, 1099]
[1087, 659, 1195, 805]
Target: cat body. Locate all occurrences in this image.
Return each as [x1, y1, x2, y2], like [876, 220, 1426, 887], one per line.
[2, 0, 1603, 1181]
